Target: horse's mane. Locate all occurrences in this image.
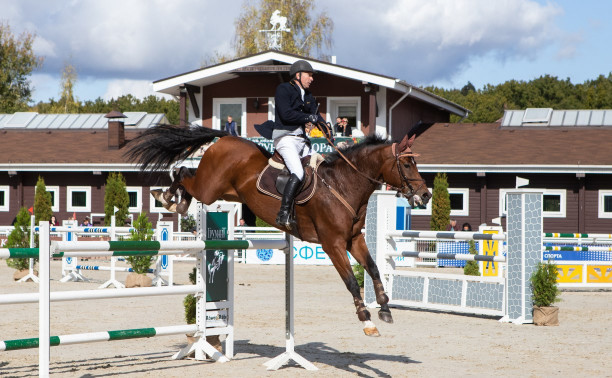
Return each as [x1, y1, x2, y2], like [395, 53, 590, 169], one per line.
[324, 134, 391, 163]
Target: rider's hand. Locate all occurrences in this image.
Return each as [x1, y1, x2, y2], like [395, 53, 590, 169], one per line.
[306, 114, 318, 124]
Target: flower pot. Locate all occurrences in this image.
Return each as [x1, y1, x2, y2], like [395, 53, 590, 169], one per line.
[125, 273, 152, 288]
[533, 306, 559, 326]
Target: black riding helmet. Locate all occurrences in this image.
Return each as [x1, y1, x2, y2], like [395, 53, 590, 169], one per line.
[289, 60, 314, 78]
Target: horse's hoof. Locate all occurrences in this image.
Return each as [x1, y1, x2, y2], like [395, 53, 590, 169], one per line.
[165, 203, 178, 213]
[151, 189, 167, 205]
[363, 327, 380, 337]
[378, 310, 394, 324]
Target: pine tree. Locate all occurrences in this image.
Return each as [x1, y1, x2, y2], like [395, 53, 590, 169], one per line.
[34, 176, 53, 225]
[463, 240, 480, 276]
[430, 172, 451, 231]
[6, 207, 32, 270]
[104, 172, 130, 226]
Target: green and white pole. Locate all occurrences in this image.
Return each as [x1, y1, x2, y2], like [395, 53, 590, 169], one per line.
[1, 325, 198, 351]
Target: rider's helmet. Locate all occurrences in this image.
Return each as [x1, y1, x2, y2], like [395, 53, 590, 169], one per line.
[290, 60, 314, 78]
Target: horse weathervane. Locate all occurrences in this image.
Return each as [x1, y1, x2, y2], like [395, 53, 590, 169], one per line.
[259, 10, 291, 50]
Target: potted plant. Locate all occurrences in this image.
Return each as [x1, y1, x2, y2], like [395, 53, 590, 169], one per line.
[125, 213, 154, 288]
[530, 261, 561, 326]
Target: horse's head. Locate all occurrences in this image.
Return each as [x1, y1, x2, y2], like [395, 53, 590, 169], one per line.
[385, 134, 431, 207]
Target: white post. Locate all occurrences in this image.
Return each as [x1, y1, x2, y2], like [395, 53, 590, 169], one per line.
[39, 221, 50, 376]
[99, 215, 124, 289]
[264, 233, 317, 371]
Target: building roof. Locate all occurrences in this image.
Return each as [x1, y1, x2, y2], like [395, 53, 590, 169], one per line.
[414, 121, 612, 174]
[0, 112, 167, 130]
[153, 50, 469, 118]
[502, 108, 612, 127]
[2, 109, 611, 175]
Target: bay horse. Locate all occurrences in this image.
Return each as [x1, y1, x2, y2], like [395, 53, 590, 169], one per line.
[125, 124, 431, 336]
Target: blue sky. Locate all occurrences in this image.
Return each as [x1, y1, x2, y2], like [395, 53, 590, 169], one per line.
[1, 0, 610, 104]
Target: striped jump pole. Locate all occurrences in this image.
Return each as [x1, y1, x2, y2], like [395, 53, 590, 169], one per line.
[76, 265, 155, 273]
[544, 246, 612, 252]
[387, 230, 507, 241]
[544, 233, 612, 239]
[1, 325, 198, 351]
[388, 250, 507, 263]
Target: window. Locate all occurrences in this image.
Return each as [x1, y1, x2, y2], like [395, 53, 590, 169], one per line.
[126, 186, 142, 213]
[410, 188, 469, 216]
[149, 187, 171, 213]
[213, 98, 247, 137]
[0, 186, 9, 212]
[449, 188, 469, 216]
[598, 190, 612, 218]
[46, 186, 60, 212]
[499, 188, 565, 218]
[327, 97, 361, 135]
[66, 186, 91, 212]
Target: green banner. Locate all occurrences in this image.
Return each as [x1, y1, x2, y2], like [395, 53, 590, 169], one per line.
[205, 212, 228, 302]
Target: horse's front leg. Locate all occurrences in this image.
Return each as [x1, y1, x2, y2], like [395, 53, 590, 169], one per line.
[322, 239, 380, 337]
[349, 233, 393, 324]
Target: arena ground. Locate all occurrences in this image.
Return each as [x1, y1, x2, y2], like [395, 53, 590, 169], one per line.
[0, 260, 610, 377]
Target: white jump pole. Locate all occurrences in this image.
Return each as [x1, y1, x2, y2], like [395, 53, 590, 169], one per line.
[39, 221, 50, 377]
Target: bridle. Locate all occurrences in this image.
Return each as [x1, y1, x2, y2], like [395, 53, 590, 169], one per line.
[315, 122, 426, 200]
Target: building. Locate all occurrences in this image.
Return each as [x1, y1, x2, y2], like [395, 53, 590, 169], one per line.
[0, 111, 177, 226]
[152, 50, 469, 140]
[410, 108, 612, 233]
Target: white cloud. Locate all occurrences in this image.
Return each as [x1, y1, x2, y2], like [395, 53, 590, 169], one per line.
[103, 79, 173, 101]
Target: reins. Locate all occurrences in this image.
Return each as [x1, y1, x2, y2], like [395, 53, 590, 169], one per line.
[314, 122, 426, 197]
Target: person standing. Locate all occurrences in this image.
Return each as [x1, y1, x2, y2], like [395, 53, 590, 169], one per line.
[225, 115, 238, 136]
[272, 60, 324, 229]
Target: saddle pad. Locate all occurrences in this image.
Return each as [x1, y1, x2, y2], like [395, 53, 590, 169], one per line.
[256, 155, 323, 204]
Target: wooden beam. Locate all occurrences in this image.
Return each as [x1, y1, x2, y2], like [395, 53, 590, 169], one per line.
[184, 84, 201, 119]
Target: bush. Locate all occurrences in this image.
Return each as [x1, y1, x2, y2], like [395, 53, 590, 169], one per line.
[463, 240, 480, 276]
[104, 172, 129, 226]
[6, 207, 33, 271]
[530, 261, 561, 307]
[353, 264, 365, 288]
[430, 172, 450, 231]
[184, 267, 197, 324]
[126, 213, 154, 274]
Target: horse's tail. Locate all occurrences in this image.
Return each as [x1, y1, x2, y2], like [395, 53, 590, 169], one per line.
[124, 124, 229, 171]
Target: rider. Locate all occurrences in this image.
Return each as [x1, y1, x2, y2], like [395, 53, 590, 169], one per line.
[273, 60, 324, 229]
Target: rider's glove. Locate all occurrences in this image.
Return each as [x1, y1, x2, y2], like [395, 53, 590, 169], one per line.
[306, 114, 318, 124]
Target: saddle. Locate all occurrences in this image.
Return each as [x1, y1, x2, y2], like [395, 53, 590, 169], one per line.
[256, 151, 324, 204]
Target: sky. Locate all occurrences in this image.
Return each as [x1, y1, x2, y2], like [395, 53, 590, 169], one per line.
[1, 0, 610, 104]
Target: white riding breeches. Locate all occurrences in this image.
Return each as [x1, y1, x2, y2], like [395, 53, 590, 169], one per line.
[273, 135, 312, 180]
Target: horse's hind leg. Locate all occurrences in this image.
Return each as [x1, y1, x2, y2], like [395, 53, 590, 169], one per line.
[349, 233, 393, 324]
[322, 239, 380, 337]
[151, 167, 191, 211]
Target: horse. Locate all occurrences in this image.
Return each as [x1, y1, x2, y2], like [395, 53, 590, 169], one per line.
[125, 124, 431, 336]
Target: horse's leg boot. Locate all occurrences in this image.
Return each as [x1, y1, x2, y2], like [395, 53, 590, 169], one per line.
[275, 173, 302, 230]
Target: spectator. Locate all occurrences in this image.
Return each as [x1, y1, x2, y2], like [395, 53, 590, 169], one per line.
[446, 219, 459, 231]
[462, 222, 472, 231]
[80, 216, 91, 227]
[333, 117, 343, 136]
[225, 115, 238, 136]
[341, 117, 352, 137]
[50, 215, 58, 227]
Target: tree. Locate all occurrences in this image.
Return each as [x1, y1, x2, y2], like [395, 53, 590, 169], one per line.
[34, 176, 53, 226]
[52, 62, 80, 113]
[104, 172, 130, 226]
[231, 0, 333, 60]
[0, 22, 44, 112]
[5, 207, 32, 270]
[430, 172, 450, 231]
[126, 213, 155, 274]
[463, 240, 480, 276]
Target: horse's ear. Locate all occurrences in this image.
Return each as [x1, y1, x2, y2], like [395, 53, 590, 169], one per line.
[397, 134, 416, 152]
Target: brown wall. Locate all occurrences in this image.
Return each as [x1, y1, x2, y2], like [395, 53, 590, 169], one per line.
[1, 172, 176, 228]
[408, 172, 612, 234]
[387, 91, 450, 142]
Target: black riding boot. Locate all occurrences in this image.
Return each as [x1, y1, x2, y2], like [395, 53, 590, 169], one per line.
[276, 173, 302, 229]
